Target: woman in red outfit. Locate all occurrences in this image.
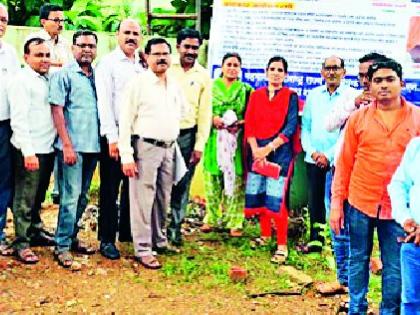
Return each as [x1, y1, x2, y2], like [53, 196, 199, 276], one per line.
[244, 56, 298, 263]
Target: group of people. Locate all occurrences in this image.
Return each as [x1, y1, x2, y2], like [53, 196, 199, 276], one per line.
[0, 3, 419, 314]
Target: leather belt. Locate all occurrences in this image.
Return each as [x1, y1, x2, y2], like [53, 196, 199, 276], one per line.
[142, 137, 175, 149]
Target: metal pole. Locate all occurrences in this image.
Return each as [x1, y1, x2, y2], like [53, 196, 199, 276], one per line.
[196, 0, 201, 33]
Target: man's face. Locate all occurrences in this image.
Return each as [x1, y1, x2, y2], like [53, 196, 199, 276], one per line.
[41, 11, 65, 37]
[24, 42, 51, 75]
[0, 6, 8, 38]
[146, 43, 171, 75]
[177, 37, 200, 67]
[72, 35, 97, 66]
[370, 68, 403, 102]
[358, 61, 373, 91]
[321, 57, 346, 88]
[117, 20, 141, 57]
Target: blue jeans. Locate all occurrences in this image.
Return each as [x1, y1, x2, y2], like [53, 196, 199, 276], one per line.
[401, 243, 420, 315]
[325, 169, 349, 286]
[0, 120, 12, 241]
[55, 151, 98, 252]
[348, 204, 405, 315]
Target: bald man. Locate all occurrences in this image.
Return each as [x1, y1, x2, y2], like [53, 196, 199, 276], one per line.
[95, 19, 145, 259]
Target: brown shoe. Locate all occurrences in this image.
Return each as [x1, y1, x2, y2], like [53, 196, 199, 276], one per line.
[230, 229, 243, 237]
[315, 281, 347, 295]
[200, 224, 213, 233]
[71, 240, 96, 255]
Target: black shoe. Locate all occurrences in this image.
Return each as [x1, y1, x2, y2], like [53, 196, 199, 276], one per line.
[100, 242, 120, 260]
[71, 240, 96, 255]
[30, 230, 56, 246]
[153, 244, 181, 255]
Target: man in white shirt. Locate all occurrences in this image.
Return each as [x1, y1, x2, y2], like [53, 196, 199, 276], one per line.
[95, 19, 144, 260]
[0, 3, 19, 255]
[8, 38, 56, 264]
[119, 38, 185, 269]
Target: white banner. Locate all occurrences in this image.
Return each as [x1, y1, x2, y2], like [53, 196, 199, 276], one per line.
[208, 0, 420, 104]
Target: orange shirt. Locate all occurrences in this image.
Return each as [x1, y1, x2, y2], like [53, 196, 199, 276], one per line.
[331, 98, 420, 219]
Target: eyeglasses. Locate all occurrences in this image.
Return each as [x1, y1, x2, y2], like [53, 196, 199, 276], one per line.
[47, 18, 66, 24]
[323, 66, 343, 72]
[183, 44, 199, 50]
[0, 17, 8, 24]
[150, 52, 170, 57]
[75, 43, 97, 49]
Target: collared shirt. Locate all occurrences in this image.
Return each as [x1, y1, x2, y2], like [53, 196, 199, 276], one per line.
[26, 29, 73, 71]
[167, 59, 212, 152]
[118, 69, 186, 164]
[9, 67, 56, 156]
[49, 61, 99, 153]
[331, 99, 420, 219]
[0, 41, 20, 120]
[95, 47, 144, 143]
[388, 137, 420, 226]
[302, 84, 358, 164]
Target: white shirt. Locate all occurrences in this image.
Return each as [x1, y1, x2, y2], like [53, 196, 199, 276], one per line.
[118, 69, 186, 164]
[0, 41, 19, 120]
[26, 29, 73, 72]
[8, 67, 56, 156]
[95, 47, 144, 143]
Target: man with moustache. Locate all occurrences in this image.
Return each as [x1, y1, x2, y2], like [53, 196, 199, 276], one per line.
[167, 28, 212, 247]
[0, 3, 20, 255]
[8, 38, 56, 264]
[331, 58, 420, 314]
[119, 38, 185, 269]
[95, 19, 144, 260]
[49, 30, 100, 268]
[301, 56, 358, 253]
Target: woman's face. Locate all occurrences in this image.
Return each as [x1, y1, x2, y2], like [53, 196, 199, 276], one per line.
[221, 56, 241, 80]
[267, 61, 286, 85]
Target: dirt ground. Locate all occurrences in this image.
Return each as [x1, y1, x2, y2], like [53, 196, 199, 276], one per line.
[0, 205, 349, 315]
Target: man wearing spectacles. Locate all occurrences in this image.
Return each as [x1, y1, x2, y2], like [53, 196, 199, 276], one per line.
[49, 30, 100, 268]
[0, 3, 20, 256]
[166, 28, 212, 248]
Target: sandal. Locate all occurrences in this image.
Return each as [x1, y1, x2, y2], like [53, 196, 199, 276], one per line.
[315, 281, 347, 295]
[271, 249, 288, 264]
[137, 255, 162, 270]
[200, 224, 213, 233]
[251, 237, 269, 247]
[55, 251, 73, 268]
[16, 248, 39, 264]
[0, 242, 14, 256]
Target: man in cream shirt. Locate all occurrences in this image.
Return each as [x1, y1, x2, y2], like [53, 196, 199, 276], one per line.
[0, 3, 20, 255]
[119, 38, 185, 270]
[95, 19, 144, 260]
[8, 37, 56, 264]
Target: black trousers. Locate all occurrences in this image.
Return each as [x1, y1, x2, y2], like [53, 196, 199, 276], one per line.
[306, 162, 328, 243]
[98, 137, 131, 243]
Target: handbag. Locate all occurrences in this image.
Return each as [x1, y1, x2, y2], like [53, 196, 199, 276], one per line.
[251, 159, 281, 179]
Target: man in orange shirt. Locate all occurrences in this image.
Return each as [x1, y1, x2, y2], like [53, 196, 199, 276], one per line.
[331, 58, 420, 314]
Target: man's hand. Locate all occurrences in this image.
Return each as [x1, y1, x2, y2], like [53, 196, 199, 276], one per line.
[213, 116, 224, 129]
[355, 91, 374, 108]
[108, 142, 119, 161]
[315, 153, 329, 169]
[311, 152, 320, 162]
[330, 207, 344, 235]
[24, 155, 39, 171]
[122, 162, 138, 177]
[401, 219, 420, 245]
[63, 144, 77, 165]
[190, 150, 202, 165]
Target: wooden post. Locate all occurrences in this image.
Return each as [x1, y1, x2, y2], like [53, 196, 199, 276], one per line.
[196, 0, 201, 33]
[145, 0, 151, 34]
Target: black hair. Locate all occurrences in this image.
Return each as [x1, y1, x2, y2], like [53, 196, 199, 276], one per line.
[24, 37, 45, 54]
[176, 28, 202, 45]
[39, 4, 63, 20]
[367, 58, 403, 81]
[359, 52, 387, 64]
[144, 38, 172, 54]
[73, 30, 98, 45]
[222, 52, 242, 65]
[322, 56, 345, 68]
[266, 56, 288, 73]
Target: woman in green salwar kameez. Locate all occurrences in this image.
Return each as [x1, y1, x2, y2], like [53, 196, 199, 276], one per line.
[201, 53, 253, 237]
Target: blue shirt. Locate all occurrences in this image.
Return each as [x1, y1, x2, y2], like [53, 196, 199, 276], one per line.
[388, 137, 420, 226]
[49, 61, 100, 153]
[301, 84, 356, 164]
